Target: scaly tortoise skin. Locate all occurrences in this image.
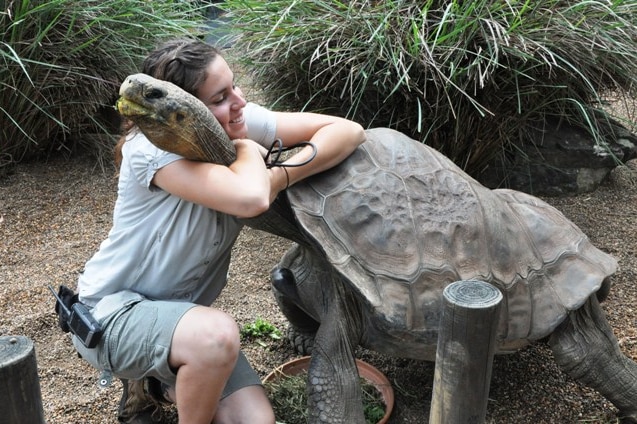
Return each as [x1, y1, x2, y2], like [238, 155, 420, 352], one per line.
[117, 73, 637, 424]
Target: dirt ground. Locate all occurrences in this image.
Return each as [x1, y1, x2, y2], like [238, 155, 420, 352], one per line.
[0, 151, 636, 423]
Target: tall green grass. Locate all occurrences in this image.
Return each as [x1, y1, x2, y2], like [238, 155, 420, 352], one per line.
[0, 0, 210, 171]
[221, 0, 637, 175]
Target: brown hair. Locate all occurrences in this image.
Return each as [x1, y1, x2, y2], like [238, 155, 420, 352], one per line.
[114, 38, 221, 166]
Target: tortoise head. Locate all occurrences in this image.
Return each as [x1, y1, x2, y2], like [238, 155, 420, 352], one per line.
[116, 73, 235, 165]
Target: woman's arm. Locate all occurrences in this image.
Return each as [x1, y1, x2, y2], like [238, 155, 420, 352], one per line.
[153, 112, 364, 216]
[153, 139, 272, 218]
[267, 112, 366, 195]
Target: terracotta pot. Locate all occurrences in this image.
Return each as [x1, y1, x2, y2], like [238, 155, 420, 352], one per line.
[264, 356, 394, 424]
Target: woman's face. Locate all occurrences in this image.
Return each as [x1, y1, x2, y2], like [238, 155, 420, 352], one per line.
[197, 56, 248, 140]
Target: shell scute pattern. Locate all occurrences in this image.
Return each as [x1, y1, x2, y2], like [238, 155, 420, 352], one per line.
[288, 128, 617, 343]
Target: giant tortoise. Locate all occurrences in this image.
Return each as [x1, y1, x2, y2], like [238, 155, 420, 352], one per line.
[116, 73, 637, 423]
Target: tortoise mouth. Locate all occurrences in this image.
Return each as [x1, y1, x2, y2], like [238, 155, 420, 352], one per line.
[115, 97, 152, 118]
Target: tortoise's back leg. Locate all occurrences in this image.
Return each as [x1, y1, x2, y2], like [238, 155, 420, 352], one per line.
[549, 295, 637, 423]
[272, 244, 322, 355]
[272, 266, 320, 355]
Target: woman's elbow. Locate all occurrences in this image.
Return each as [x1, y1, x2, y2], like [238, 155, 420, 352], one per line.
[351, 122, 366, 147]
[237, 193, 271, 218]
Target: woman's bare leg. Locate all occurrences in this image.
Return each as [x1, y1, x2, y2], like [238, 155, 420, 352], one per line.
[214, 385, 275, 424]
[169, 306, 240, 424]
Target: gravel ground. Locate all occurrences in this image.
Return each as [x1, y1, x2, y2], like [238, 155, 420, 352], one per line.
[0, 153, 635, 424]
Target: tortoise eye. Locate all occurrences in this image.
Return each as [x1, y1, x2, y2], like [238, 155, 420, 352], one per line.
[146, 88, 164, 100]
[175, 112, 185, 122]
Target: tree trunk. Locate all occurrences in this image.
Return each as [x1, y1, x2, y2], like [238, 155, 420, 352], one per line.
[0, 336, 45, 424]
[429, 280, 503, 424]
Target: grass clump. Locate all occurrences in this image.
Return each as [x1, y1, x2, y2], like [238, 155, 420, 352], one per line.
[220, 0, 637, 176]
[1, 0, 210, 172]
[265, 371, 385, 424]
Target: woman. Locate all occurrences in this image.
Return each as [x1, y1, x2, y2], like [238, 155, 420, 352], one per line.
[73, 38, 365, 424]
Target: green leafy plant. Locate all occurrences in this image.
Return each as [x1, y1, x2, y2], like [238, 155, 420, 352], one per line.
[1, 0, 211, 172]
[240, 318, 282, 347]
[221, 0, 637, 176]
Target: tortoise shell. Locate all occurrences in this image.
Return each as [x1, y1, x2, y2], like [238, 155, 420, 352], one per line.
[287, 128, 617, 346]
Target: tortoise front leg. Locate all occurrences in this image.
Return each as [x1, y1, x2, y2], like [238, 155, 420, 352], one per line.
[277, 244, 367, 423]
[549, 295, 637, 423]
[306, 280, 366, 424]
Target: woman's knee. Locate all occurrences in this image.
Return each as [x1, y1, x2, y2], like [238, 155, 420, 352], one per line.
[170, 306, 240, 368]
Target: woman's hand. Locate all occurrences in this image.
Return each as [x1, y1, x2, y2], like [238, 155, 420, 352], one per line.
[235, 138, 268, 158]
[270, 112, 366, 193]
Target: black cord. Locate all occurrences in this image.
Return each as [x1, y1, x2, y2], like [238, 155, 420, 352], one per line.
[264, 138, 317, 169]
[282, 167, 289, 189]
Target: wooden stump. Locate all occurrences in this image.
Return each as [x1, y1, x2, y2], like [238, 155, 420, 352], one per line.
[0, 336, 45, 424]
[429, 280, 503, 424]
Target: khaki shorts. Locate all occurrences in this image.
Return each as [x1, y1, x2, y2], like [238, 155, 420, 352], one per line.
[73, 291, 261, 399]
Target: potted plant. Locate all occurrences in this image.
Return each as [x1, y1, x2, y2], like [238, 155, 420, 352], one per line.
[264, 356, 394, 424]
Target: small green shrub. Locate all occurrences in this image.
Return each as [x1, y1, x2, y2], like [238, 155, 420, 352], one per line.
[221, 0, 637, 175]
[0, 0, 210, 171]
[240, 317, 282, 347]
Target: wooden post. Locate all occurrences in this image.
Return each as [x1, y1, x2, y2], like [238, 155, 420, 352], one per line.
[0, 336, 45, 424]
[429, 280, 503, 424]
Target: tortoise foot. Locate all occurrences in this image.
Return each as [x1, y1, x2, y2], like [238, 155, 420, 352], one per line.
[287, 325, 315, 355]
